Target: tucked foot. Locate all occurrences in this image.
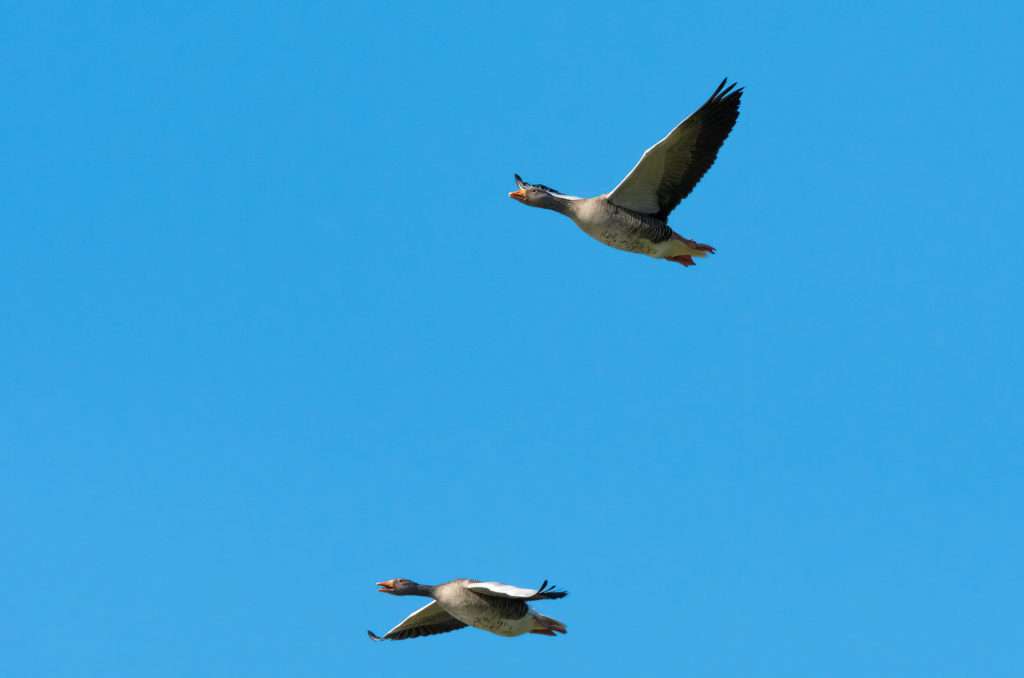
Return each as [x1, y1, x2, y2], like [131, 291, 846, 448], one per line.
[666, 255, 696, 266]
[677, 235, 715, 254]
[530, 612, 567, 636]
[669, 232, 716, 256]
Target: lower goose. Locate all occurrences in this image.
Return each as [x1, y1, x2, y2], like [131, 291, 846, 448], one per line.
[368, 578, 568, 641]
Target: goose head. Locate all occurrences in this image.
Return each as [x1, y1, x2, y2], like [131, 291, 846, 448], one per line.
[376, 578, 434, 596]
[508, 174, 575, 211]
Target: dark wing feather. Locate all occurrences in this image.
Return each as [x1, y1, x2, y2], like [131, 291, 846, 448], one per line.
[524, 580, 569, 601]
[367, 617, 468, 641]
[513, 174, 564, 196]
[607, 79, 743, 221]
[367, 601, 469, 641]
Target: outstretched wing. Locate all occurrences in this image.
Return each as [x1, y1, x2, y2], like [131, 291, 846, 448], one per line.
[465, 580, 568, 601]
[606, 79, 743, 221]
[367, 601, 468, 641]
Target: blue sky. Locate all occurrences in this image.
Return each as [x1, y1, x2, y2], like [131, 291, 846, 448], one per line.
[2, 1, 1022, 676]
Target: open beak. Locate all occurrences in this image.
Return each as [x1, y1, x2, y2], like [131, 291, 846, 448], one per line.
[508, 189, 526, 202]
[376, 580, 396, 593]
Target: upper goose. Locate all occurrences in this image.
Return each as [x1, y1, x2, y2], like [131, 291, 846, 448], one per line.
[368, 578, 568, 641]
[509, 78, 743, 267]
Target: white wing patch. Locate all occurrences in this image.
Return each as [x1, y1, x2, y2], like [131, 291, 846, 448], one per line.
[381, 601, 458, 637]
[465, 581, 541, 599]
[606, 116, 702, 214]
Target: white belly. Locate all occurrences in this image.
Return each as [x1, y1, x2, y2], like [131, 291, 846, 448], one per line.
[455, 607, 535, 637]
[569, 200, 662, 256]
[434, 594, 535, 637]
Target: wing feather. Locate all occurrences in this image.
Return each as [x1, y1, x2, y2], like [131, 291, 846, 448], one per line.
[465, 580, 568, 601]
[607, 79, 743, 221]
[367, 601, 468, 641]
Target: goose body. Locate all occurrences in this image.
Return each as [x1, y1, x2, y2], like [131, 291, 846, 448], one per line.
[368, 578, 568, 641]
[509, 79, 743, 267]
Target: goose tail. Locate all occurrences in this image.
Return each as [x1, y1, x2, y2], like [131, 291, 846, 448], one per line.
[665, 232, 715, 266]
[528, 612, 567, 636]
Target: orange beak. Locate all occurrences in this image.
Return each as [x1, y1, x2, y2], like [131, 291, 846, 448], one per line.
[377, 580, 396, 593]
[508, 189, 526, 202]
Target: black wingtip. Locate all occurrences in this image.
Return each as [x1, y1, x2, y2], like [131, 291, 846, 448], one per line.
[707, 78, 743, 103]
[536, 580, 568, 598]
[367, 630, 384, 641]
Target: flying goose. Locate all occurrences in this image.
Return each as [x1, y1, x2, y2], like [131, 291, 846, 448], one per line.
[368, 578, 568, 641]
[509, 79, 743, 266]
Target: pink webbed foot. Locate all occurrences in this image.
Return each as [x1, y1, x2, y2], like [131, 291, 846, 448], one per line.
[666, 255, 696, 266]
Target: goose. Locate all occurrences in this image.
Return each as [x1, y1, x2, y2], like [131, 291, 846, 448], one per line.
[509, 78, 743, 267]
[367, 578, 568, 641]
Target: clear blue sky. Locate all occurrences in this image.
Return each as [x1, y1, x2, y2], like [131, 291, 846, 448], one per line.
[2, 1, 1022, 676]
